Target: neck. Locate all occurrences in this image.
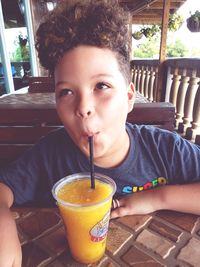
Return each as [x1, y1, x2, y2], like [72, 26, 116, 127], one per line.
[94, 131, 130, 168]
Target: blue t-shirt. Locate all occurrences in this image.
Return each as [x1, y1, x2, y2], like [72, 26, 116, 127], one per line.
[0, 123, 199, 207]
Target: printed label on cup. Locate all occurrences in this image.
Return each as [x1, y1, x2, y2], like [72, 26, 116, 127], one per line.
[90, 212, 110, 242]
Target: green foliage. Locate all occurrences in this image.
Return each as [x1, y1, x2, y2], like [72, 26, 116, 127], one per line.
[133, 37, 188, 58]
[133, 12, 183, 44]
[190, 47, 200, 57]
[187, 10, 200, 32]
[141, 25, 160, 38]
[168, 13, 184, 32]
[167, 39, 188, 57]
[189, 10, 200, 23]
[10, 34, 30, 62]
[11, 46, 30, 62]
[133, 36, 160, 58]
[132, 31, 143, 40]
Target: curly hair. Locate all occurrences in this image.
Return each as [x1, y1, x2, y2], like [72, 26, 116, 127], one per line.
[35, 0, 131, 83]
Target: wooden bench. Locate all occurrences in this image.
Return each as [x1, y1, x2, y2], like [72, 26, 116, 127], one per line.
[0, 101, 175, 167]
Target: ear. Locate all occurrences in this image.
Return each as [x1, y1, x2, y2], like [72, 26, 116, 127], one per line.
[127, 82, 136, 113]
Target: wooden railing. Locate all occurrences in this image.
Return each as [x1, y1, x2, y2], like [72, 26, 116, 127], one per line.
[131, 58, 200, 145]
[131, 59, 159, 102]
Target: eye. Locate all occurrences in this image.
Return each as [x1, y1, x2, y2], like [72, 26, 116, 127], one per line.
[58, 88, 73, 98]
[95, 82, 110, 90]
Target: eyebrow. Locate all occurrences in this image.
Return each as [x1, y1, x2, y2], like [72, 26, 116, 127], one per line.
[55, 74, 114, 87]
[91, 73, 114, 79]
[55, 81, 69, 87]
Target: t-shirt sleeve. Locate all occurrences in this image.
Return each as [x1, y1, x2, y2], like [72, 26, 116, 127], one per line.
[0, 142, 47, 205]
[134, 125, 200, 185]
[0, 129, 67, 206]
[164, 132, 200, 184]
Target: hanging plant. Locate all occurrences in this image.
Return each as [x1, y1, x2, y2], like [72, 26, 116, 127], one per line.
[187, 10, 200, 32]
[138, 13, 183, 40]
[18, 34, 28, 47]
[168, 13, 183, 32]
[141, 25, 160, 38]
[132, 30, 143, 40]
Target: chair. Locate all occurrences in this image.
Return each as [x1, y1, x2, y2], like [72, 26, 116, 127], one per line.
[28, 76, 54, 93]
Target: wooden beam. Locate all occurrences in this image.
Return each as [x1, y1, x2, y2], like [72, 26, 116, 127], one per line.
[156, 0, 171, 101]
[159, 0, 171, 62]
[132, 18, 162, 25]
[133, 9, 163, 16]
[126, 0, 186, 25]
[147, 2, 184, 9]
[121, 0, 158, 14]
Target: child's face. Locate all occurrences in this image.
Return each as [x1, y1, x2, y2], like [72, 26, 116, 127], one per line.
[54, 45, 135, 167]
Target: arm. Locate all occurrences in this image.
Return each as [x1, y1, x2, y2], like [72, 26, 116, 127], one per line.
[111, 182, 200, 219]
[0, 183, 22, 267]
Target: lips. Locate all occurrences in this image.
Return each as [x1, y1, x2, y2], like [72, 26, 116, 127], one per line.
[83, 131, 100, 138]
[81, 124, 99, 137]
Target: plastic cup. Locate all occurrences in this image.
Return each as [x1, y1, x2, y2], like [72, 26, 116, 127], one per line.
[52, 172, 116, 264]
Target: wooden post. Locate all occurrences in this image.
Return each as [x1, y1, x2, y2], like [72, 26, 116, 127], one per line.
[156, 0, 171, 101]
[30, 0, 49, 76]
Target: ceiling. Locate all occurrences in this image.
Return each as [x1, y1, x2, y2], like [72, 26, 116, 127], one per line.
[119, 0, 187, 24]
[1, 0, 187, 28]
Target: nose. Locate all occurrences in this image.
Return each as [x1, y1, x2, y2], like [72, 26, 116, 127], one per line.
[76, 93, 95, 118]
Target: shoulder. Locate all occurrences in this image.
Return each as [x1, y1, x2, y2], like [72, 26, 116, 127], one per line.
[126, 122, 176, 140]
[37, 127, 70, 146]
[42, 127, 68, 140]
[126, 123, 200, 152]
[31, 127, 75, 155]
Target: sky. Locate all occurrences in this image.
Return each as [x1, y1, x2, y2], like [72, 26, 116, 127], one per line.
[174, 0, 200, 52]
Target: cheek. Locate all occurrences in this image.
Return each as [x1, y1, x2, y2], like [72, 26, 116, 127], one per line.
[56, 101, 71, 124]
[101, 93, 128, 116]
[56, 102, 63, 117]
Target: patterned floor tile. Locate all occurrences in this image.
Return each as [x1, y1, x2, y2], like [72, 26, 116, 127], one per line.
[22, 242, 50, 267]
[121, 246, 164, 266]
[177, 238, 200, 266]
[18, 211, 61, 239]
[148, 219, 182, 242]
[117, 214, 152, 232]
[156, 211, 198, 233]
[136, 229, 175, 258]
[106, 221, 133, 255]
[38, 226, 67, 254]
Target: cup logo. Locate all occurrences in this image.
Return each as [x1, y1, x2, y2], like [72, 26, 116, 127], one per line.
[90, 212, 110, 242]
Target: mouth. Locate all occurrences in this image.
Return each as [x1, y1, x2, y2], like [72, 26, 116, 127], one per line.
[83, 131, 100, 138]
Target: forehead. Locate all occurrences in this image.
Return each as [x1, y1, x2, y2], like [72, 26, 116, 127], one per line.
[54, 45, 121, 75]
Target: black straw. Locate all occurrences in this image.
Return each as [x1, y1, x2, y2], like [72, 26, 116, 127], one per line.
[88, 136, 95, 189]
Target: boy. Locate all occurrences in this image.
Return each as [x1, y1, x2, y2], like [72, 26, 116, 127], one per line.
[0, 0, 199, 266]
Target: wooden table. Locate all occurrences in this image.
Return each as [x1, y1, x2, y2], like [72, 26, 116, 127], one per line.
[0, 91, 175, 130]
[0, 91, 175, 166]
[12, 207, 200, 267]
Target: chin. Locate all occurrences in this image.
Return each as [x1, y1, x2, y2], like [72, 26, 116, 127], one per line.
[78, 136, 109, 159]
[93, 147, 108, 161]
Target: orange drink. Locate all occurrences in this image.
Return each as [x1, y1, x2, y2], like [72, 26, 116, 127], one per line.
[52, 172, 116, 264]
